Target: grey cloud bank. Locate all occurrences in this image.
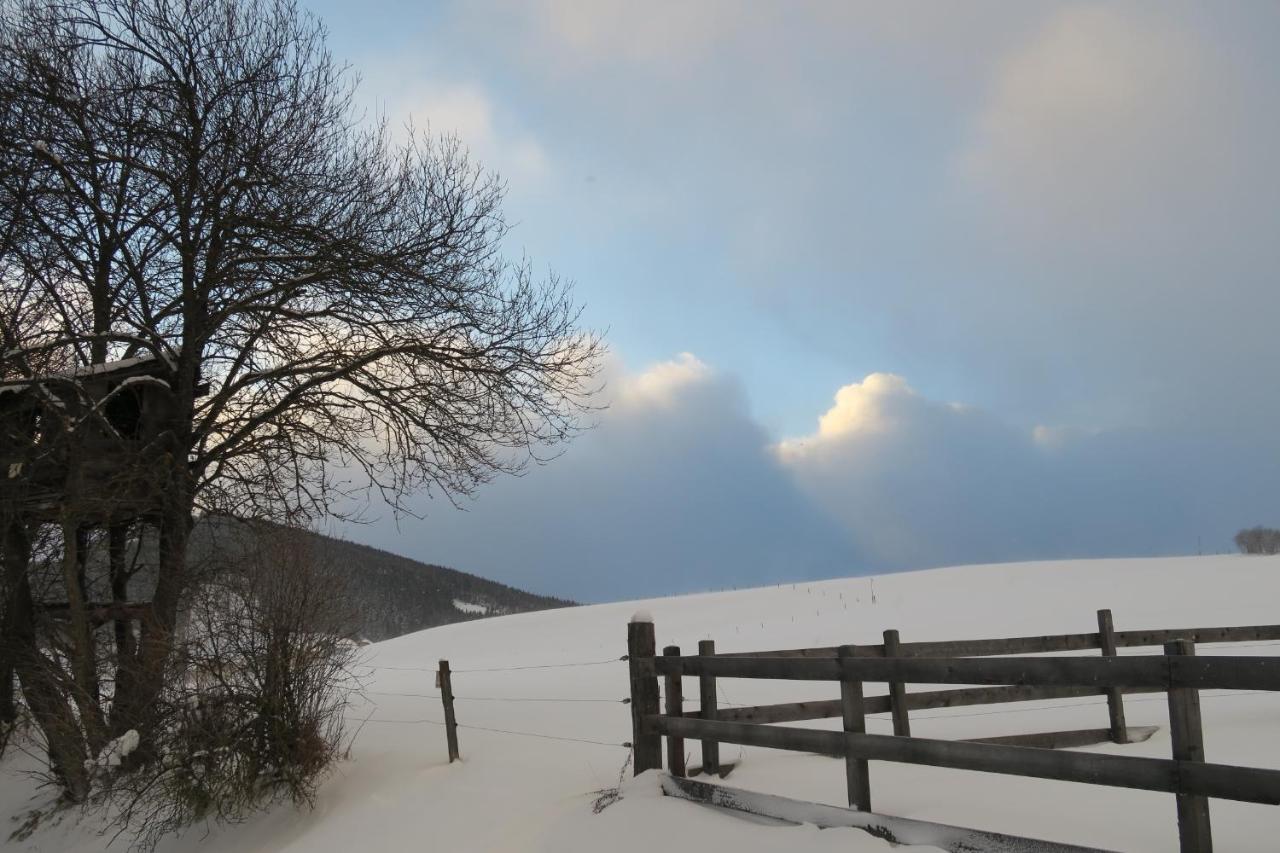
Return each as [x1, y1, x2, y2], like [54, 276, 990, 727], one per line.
[344, 360, 1274, 602]
[307, 2, 1280, 599]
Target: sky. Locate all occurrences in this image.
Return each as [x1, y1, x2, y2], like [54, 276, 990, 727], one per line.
[306, 1, 1280, 601]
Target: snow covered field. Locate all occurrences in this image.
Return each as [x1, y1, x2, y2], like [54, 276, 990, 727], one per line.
[4, 555, 1280, 851]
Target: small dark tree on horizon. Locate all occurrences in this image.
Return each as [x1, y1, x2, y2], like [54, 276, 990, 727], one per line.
[1235, 527, 1280, 556]
[0, 0, 602, 804]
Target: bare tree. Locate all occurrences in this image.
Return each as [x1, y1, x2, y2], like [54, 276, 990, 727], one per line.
[0, 0, 601, 802]
[103, 523, 358, 850]
[1235, 527, 1280, 556]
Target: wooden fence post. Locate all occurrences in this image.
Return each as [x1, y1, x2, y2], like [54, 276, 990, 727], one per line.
[664, 645, 687, 777]
[838, 644, 871, 811]
[697, 639, 720, 775]
[1097, 609, 1129, 744]
[1165, 639, 1212, 853]
[438, 659, 460, 762]
[628, 617, 662, 775]
[882, 629, 911, 737]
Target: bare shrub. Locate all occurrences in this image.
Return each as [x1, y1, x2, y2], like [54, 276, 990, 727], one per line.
[1235, 527, 1280, 556]
[101, 524, 357, 850]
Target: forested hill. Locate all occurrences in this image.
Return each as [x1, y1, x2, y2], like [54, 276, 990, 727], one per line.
[190, 518, 574, 642]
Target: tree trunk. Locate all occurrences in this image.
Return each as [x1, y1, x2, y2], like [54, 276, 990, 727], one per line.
[109, 524, 134, 664]
[110, 463, 192, 750]
[58, 519, 107, 755]
[4, 521, 91, 800]
[0, 522, 16, 727]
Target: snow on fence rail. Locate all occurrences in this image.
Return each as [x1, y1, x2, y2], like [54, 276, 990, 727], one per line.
[627, 611, 1280, 853]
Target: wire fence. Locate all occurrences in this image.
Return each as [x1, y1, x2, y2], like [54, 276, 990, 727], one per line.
[346, 641, 1280, 756]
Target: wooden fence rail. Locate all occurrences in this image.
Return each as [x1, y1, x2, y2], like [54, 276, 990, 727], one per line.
[627, 611, 1280, 852]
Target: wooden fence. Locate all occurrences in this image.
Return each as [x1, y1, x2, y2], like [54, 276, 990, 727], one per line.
[626, 612, 1280, 852]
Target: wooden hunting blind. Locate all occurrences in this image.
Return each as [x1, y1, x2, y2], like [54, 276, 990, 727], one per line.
[0, 355, 182, 524]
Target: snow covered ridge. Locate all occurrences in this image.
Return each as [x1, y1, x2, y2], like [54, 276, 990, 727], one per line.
[4, 554, 1280, 852]
[452, 599, 489, 615]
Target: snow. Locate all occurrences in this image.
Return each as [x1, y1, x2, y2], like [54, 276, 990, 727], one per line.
[86, 730, 140, 772]
[631, 608, 653, 624]
[452, 599, 489, 615]
[69, 355, 170, 376]
[117, 374, 170, 390]
[4, 554, 1280, 852]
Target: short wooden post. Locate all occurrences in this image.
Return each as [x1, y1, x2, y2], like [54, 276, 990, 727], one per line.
[664, 645, 687, 777]
[438, 659, 460, 762]
[697, 639, 720, 775]
[628, 617, 662, 775]
[1165, 639, 1212, 853]
[1097, 609, 1129, 744]
[838, 644, 871, 812]
[882, 629, 910, 737]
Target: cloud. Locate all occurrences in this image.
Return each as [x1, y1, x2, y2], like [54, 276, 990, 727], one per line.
[336, 354, 1280, 601]
[777, 371, 1280, 571]
[959, 6, 1239, 248]
[345, 354, 862, 602]
[365, 74, 551, 190]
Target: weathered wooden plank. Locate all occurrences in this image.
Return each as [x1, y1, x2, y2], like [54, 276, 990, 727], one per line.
[964, 726, 1158, 750]
[1168, 655, 1280, 691]
[1117, 625, 1280, 648]
[846, 730, 1180, 792]
[718, 645, 883, 659]
[697, 639, 719, 775]
[699, 684, 1166, 726]
[714, 622, 1280, 663]
[709, 698, 868, 724]
[438, 660, 460, 763]
[660, 774, 1116, 853]
[906, 683, 1103, 710]
[846, 655, 1280, 691]
[839, 645, 871, 811]
[652, 715, 843, 756]
[1097, 609, 1129, 744]
[652, 655, 842, 681]
[664, 645, 686, 778]
[1180, 762, 1280, 805]
[627, 619, 662, 775]
[1166, 640, 1212, 852]
[653, 716, 1280, 804]
[883, 629, 911, 737]
[902, 634, 1101, 657]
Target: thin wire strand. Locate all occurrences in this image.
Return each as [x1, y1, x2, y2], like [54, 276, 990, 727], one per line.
[452, 656, 628, 673]
[362, 690, 627, 704]
[344, 714, 629, 748]
[355, 655, 627, 674]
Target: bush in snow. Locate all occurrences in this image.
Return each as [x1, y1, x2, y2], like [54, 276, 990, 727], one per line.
[101, 526, 357, 851]
[1235, 527, 1280, 555]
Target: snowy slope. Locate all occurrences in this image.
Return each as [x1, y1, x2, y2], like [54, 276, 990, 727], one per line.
[4, 555, 1280, 851]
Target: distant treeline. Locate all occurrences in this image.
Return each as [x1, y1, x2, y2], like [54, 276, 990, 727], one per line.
[1235, 526, 1280, 556]
[191, 517, 575, 641]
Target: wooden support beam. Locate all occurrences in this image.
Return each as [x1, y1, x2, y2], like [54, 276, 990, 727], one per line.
[1097, 609, 1129, 744]
[652, 653, 1280, 692]
[628, 618, 662, 775]
[697, 639, 719, 776]
[1166, 640, 1212, 853]
[963, 726, 1158, 750]
[664, 645, 686, 778]
[650, 716, 1280, 805]
[839, 645, 871, 811]
[714, 623, 1280, 662]
[883, 629, 910, 737]
[438, 660, 459, 762]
